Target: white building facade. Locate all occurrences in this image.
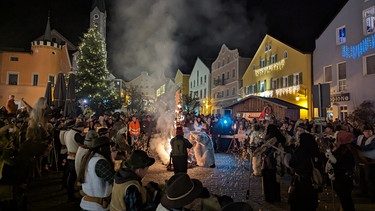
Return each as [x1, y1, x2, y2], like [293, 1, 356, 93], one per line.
[189, 57, 212, 115]
[313, 0, 375, 121]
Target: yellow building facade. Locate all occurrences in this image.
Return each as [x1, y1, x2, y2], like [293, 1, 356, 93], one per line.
[242, 34, 313, 119]
[0, 40, 72, 107]
[174, 69, 190, 96]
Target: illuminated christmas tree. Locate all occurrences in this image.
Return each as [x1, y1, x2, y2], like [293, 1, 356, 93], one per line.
[76, 27, 120, 111]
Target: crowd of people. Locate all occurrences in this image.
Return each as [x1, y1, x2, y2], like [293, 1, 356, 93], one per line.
[1, 95, 375, 210]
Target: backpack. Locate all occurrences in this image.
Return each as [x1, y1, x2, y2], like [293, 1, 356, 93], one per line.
[171, 136, 186, 156]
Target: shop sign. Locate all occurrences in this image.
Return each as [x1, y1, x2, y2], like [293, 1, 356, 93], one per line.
[242, 112, 262, 120]
[330, 93, 350, 102]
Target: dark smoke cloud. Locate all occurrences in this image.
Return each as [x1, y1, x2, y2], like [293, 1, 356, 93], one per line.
[108, 0, 267, 81]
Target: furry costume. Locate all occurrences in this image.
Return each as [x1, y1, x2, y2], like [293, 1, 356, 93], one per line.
[193, 132, 215, 167]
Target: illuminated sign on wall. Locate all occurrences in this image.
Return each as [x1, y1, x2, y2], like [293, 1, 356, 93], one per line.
[342, 34, 375, 59]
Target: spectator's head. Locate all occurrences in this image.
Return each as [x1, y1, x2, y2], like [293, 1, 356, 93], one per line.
[124, 150, 155, 177]
[176, 126, 183, 136]
[222, 202, 253, 211]
[161, 173, 203, 209]
[98, 127, 110, 137]
[362, 125, 374, 138]
[74, 121, 86, 131]
[84, 130, 98, 146]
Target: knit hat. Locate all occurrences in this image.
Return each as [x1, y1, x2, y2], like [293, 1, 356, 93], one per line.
[124, 150, 155, 170]
[161, 173, 203, 209]
[176, 127, 183, 135]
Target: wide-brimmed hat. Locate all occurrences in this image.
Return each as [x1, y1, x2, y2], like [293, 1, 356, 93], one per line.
[84, 130, 98, 146]
[75, 121, 86, 128]
[98, 127, 109, 136]
[124, 150, 155, 170]
[91, 136, 114, 149]
[161, 173, 203, 209]
[296, 123, 306, 129]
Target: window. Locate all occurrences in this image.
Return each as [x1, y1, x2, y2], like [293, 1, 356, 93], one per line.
[32, 74, 39, 86]
[338, 62, 347, 91]
[232, 69, 235, 77]
[270, 54, 277, 64]
[294, 73, 300, 85]
[226, 89, 229, 96]
[339, 105, 348, 122]
[364, 54, 375, 75]
[8, 73, 18, 85]
[204, 89, 206, 98]
[324, 66, 333, 82]
[272, 78, 277, 90]
[200, 90, 202, 99]
[260, 81, 265, 92]
[204, 75, 207, 83]
[363, 6, 375, 35]
[265, 44, 272, 52]
[226, 72, 229, 79]
[194, 81, 195, 87]
[190, 82, 192, 88]
[260, 59, 266, 68]
[200, 77, 202, 85]
[10, 56, 19, 61]
[283, 76, 288, 88]
[283, 51, 288, 59]
[49, 75, 55, 86]
[336, 26, 346, 45]
[221, 91, 224, 98]
[227, 56, 230, 63]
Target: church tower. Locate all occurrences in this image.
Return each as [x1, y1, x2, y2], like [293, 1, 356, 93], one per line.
[90, 0, 106, 41]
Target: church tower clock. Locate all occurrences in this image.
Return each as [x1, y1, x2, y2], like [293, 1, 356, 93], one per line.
[90, 0, 106, 41]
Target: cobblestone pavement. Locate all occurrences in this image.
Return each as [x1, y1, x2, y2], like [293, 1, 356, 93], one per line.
[27, 152, 375, 211]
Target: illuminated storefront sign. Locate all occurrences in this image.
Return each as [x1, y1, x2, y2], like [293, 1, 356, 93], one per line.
[330, 93, 350, 102]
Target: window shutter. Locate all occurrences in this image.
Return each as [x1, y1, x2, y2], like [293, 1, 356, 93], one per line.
[264, 80, 267, 91]
[270, 78, 273, 89]
[299, 72, 303, 84]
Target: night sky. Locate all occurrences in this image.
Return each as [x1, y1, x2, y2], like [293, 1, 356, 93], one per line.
[0, 0, 348, 81]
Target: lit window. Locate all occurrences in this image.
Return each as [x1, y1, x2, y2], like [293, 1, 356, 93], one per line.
[364, 54, 375, 75]
[363, 6, 375, 35]
[337, 26, 346, 45]
[260, 81, 265, 92]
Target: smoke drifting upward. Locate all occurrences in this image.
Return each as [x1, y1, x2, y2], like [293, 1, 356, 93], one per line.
[108, 0, 267, 162]
[108, 0, 267, 81]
